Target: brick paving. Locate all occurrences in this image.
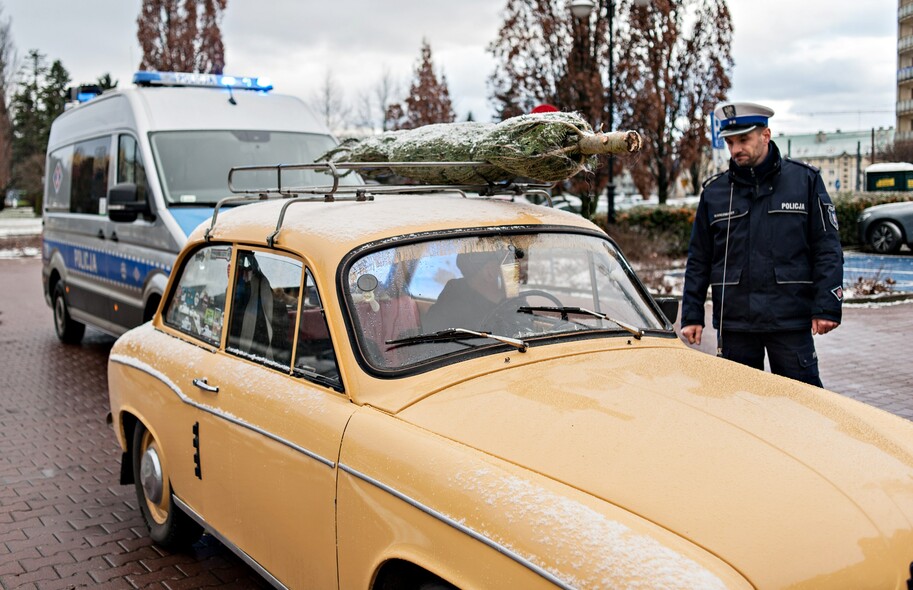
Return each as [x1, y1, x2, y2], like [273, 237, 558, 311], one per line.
[0, 259, 268, 589]
[1, 257, 911, 588]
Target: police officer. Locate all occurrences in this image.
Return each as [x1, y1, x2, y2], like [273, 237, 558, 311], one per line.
[680, 102, 844, 387]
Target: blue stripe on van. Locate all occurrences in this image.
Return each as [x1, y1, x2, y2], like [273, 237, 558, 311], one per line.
[43, 238, 172, 291]
[169, 207, 216, 237]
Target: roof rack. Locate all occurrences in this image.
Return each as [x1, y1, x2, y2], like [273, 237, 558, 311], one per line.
[204, 161, 555, 245]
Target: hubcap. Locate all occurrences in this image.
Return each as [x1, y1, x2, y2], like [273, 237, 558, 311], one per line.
[140, 446, 164, 505]
[873, 225, 897, 252]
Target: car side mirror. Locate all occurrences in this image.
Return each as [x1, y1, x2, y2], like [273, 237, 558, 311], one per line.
[655, 297, 679, 326]
[108, 183, 153, 223]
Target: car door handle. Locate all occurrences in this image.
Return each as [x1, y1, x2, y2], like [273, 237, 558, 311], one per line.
[192, 378, 219, 393]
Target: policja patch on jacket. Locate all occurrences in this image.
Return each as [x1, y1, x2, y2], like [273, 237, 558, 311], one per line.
[826, 204, 839, 230]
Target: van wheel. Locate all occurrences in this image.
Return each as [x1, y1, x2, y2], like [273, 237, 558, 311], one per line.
[53, 282, 85, 344]
[133, 422, 202, 549]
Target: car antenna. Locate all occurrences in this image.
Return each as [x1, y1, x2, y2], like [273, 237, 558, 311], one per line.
[227, 86, 237, 106]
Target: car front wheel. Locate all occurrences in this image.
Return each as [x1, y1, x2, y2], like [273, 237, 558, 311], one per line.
[132, 422, 202, 549]
[869, 220, 903, 254]
[52, 282, 85, 344]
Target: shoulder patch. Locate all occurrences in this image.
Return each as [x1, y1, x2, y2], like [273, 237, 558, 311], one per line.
[826, 203, 839, 230]
[702, 171, 726, 189]
[784, 157, 820, 174]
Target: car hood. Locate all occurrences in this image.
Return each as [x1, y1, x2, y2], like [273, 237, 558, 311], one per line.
[398, 345, 913, 588]
[864, 201, 913, 215]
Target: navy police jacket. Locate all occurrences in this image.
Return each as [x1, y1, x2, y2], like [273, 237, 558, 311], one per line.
[681, 141, 843, 332]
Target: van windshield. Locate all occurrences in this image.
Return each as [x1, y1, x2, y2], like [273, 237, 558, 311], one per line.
[150, 130, 357, 206]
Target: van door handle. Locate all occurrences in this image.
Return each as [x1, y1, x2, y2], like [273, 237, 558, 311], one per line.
[109, 231, 118, 242]
[192, 378, 219, 393]
[97, 229, 105, 240]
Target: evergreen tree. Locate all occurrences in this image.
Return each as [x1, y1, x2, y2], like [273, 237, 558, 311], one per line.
[10, 50, 70, 207]
[390, 40, 456, 130]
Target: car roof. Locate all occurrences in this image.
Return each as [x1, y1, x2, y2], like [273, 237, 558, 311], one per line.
[191, 193, 601, 263]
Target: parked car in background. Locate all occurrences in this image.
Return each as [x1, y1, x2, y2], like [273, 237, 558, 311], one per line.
[857, 200, 913, 253]
[109, 166, 913, 589]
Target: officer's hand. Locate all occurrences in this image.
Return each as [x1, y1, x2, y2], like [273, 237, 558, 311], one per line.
[681, 324, 703, 345]
[812, 318, 839, 335]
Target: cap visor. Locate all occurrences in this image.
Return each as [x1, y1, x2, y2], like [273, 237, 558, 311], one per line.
[719, 125, 758, 138]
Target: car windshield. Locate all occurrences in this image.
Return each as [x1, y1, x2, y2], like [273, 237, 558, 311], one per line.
[150, 130, 358, 205]
[344, 232, 666, 371]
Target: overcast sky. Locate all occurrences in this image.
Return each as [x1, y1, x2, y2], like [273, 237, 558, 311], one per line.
[1, 0, 898, 135]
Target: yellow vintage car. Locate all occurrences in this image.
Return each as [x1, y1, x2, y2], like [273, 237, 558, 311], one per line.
[108, 178, 913, 589]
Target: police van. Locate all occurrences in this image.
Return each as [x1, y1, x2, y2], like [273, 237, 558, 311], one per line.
[42, 71, 347, 343]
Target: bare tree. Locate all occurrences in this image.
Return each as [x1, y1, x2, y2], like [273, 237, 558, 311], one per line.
[616, 0, 732, 202]
[389, 39, 455, 130]
[374, 66, 399, 132]
[137, 0, 227, 74]
[489, 0, 733, 205]
[310, 69, 349, 135]
[0, 4, 16, 193]
[879, 140, 913, 164]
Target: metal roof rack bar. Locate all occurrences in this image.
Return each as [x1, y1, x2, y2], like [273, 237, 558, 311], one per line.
[266, 190, 375, 247]
[209, 161, 558, 244]
[204, 194, 269, 241]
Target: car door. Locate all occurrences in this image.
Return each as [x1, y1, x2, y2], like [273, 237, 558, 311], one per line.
[155, 243, 235, 521]
[199, 248, 353, 590]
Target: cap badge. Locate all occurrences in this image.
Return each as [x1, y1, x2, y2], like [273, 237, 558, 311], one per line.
[723, 105, 736, 119]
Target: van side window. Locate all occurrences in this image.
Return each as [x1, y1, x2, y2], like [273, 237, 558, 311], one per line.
[227, 250, 299, 372]
[70, 137, 110, 215]
[117, 135, 148, 201]
[163, 245, 232, 346]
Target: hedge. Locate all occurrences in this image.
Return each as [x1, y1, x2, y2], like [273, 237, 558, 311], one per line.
[594, 192, 913, 255]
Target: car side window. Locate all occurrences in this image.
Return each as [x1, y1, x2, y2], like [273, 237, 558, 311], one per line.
[293, 269, 340, 389]
[163, 245, 232, 346]
[227, 250, 300, 371]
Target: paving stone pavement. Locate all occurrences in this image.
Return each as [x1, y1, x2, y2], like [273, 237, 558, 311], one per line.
[0, 259, 269, 589]
[1, 257, 911, 588]
[678, 299, 913, 420]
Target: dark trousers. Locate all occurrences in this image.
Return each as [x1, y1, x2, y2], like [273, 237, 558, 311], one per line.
[720, 330, 823, 388]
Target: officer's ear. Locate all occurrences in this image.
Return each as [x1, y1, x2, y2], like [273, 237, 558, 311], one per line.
[760, 126, 772, 143]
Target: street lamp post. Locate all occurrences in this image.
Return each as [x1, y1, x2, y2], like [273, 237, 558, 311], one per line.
[571, 0, 649, 223]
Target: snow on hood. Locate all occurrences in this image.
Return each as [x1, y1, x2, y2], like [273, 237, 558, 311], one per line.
[399, 345, 913, 588]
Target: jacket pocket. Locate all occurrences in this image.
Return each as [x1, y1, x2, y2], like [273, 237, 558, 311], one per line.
[711, 267, 741, 286]
[774, 265, 812, 285]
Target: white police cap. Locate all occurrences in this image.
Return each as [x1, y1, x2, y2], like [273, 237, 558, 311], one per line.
[714, 102, 775, 137]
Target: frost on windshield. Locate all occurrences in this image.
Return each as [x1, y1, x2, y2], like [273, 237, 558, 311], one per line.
[345, 232, 663, 371]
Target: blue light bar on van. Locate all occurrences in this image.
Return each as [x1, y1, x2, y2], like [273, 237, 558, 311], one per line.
[132, 71, 273, 92]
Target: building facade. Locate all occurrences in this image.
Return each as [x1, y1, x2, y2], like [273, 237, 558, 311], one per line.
[899, 0, 913, 140]
[773, 128, 894, 193]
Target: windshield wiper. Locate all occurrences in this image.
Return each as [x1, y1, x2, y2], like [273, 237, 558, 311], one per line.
[386, 328, 528, 353]
[518, 306, 644, 339]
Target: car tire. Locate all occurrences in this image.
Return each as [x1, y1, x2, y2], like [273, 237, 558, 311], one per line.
[132, 422, 203, 550]
[868, 220, 903, 254]
[53, 282, 85, 344]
